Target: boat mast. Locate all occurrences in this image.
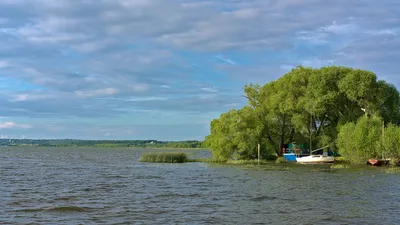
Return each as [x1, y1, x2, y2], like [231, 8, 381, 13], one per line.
[310, 113, 312, 156]
[382, 119, 385, 159]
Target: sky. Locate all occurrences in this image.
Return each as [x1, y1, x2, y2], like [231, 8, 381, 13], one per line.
[0, 0, 400, 140]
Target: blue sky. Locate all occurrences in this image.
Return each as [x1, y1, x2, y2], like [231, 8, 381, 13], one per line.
[0, 0, 400, 140]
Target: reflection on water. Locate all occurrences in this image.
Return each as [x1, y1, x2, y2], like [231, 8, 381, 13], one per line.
[1, 147, 400, 224]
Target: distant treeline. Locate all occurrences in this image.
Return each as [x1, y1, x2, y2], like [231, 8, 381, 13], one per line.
[0, 139, 205, 148]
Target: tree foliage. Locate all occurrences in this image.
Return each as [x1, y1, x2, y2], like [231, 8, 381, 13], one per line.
[337, 116, 383, 164]
[382, 124, 400, 164]
[205, 66, 400, 161]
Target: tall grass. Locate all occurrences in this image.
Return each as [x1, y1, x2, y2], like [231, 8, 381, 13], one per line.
[188, 158, 277, 164]
[186, 158, 228, 163]
[140, 152, 188, 163]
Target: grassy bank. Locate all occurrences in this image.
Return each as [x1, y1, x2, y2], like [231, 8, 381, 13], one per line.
[140, 152, 188, 163]
[186, 158, 279, 164]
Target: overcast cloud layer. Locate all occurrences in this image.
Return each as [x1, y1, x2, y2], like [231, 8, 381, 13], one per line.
[1, 0, 400, 140]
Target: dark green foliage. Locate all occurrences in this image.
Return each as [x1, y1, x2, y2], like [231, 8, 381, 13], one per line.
[140, 152, 188, 163]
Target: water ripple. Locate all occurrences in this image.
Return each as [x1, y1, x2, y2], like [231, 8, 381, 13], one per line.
[1, 147, 400, 224]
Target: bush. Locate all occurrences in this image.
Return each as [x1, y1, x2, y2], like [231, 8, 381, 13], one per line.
[140, 152, 188, 163]
[382, 124, 400, 163]
[337, 116, 382, 164]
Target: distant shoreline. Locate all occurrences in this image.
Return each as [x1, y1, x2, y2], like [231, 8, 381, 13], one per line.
[0, 139, 205, 149]
[1, 146, 208, 150]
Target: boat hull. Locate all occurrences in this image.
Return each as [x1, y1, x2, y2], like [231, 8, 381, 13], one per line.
[368, 159, 389, 166]
[283, 153, 297, 162]
[296, 155, 334, 164]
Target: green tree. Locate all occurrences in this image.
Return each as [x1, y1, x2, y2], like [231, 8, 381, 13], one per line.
[205, 106, 275, 160]
[206, 66, 400, 162]
[337, 116, 383, 164]
[382, 124, 400, 164]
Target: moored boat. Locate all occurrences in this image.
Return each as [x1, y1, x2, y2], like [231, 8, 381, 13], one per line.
[368, 159, 389, 166]
[283, 153, 297, 162]
[296, 155, 334, 164]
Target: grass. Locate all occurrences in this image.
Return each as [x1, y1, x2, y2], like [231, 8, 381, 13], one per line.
[186, 158, 228, 163]
[334, 156, 350, 164]
[275, 157, 289, 164]
[140, 152, 188, 163]
[226, 159, 271, 165]
[385, 167, 400, 174]
[330, 164, 351, 169]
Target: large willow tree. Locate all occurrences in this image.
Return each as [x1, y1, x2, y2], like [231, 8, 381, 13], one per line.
[205, 66, 400, 160]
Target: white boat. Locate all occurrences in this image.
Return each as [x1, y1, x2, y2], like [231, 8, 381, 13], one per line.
[296, 154, 334, 164]
[290, 114, 335, 164]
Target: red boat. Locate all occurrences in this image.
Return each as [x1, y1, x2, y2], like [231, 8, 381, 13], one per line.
[368, 159, 389, 166]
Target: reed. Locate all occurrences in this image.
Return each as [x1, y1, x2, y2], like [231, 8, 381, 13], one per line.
[140, 152, 188, 163]
[226, 159, 272, 165]
[330, 164, 350, 169]
[334, 156, 350, 164]
[188, 158, 276, 164]
[275, 157, 289, 164]
[385, 167, 400, 174]
[186, 158, 228, 163]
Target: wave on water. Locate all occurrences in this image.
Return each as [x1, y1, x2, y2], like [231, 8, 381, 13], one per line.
[47, 206, 90, 212]
[15, 206, 90, 213]
[153, 193, 203, 198]
[102, 174, 130, 179]
[54, 196, 74, 201]
[250, 196, 279, 202]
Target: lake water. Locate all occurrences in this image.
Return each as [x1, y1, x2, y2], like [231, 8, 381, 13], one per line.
[1, 147, 400, 225]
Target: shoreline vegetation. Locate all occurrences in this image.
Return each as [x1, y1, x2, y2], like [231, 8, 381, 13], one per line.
[204, 66, 400, 166]
[139, 152, 400, 172]
[140, 152, 188, 163]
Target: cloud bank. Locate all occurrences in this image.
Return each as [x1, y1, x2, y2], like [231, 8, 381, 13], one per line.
[0, 0, 399, 140]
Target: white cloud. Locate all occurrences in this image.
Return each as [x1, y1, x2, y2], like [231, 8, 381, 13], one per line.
[0, 122, 15, 128]
[198, 94, 217, 100]
[365, 28, 400, 36]
[321, 21, 359, 35]
[231, 8, 259, 19]
[75, 88, 118, 98]
[296, 21, 358, 45]
[0, 121, 33, 129]
[127, 97, 169, 102]
[201, 87, 218, 93]
[12, 94, 29, 102]
[0, 0, 400, 139]
[0, 61, 9, 68]
[10, 93, 54, 102]
[300, 59, 336, 68]
[130, 83, 150, 92]
[215, 55, 236, 65]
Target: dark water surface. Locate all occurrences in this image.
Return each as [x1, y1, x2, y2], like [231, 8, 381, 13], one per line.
[1, 147, 400, 225]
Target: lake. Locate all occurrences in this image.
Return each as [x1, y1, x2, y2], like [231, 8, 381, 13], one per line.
[1, 147, 400, 224]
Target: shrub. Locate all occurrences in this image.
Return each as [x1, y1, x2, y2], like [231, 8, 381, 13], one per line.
[337, 116, 382, 164]
[140, 152, 188, 163]
[382, 124, 400, 164]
